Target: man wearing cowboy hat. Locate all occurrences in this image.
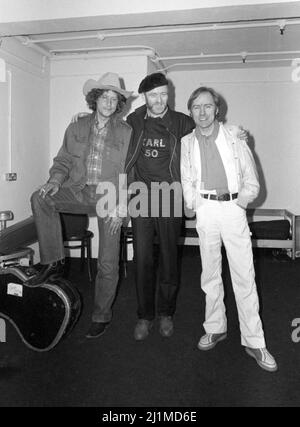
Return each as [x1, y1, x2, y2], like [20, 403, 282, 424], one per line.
[70, 72, 249, 342]
[30, 72, 133, 338]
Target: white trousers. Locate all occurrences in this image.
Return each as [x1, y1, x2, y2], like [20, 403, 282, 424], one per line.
[196, 199, 266, 349]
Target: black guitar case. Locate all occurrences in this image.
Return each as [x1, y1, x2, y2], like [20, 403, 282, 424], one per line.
[0, 216, 82, 352]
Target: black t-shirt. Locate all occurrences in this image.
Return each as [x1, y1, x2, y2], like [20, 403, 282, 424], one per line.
[135, 116, 172, 188]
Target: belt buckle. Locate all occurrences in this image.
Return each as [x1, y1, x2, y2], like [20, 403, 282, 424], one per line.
[218, 193, 230, 201]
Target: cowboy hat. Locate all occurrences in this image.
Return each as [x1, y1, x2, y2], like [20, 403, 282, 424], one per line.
[83, 72, 133, 98]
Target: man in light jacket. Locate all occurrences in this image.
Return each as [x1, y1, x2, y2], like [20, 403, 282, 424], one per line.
[181, 86, 277, 372]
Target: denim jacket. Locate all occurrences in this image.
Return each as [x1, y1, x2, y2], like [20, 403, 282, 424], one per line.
[49, 113, 132, 195]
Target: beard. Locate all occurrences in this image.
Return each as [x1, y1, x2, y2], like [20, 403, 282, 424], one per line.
[148, 103, 168, 116]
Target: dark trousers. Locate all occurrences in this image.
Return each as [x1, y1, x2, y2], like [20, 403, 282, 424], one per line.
[30, 186, 121, 323]
[131, 215, 182, 320]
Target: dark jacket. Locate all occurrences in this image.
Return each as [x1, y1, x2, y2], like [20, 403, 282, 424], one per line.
[49, 113, 132, 194]
[125, 105, 194, 184]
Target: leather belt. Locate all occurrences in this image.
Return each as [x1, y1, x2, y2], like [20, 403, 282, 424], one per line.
[202, 193, 238, 201]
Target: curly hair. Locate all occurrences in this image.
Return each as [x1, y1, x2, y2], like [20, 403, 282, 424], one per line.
[85, 88, 126, 114]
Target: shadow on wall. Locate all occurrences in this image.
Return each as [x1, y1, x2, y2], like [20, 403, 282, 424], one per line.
[219, 94, 267, 207]
[119, 77, 138, 118]
[167, 78, 176, 111]
[247, 134, 267, 208]
[121, 97, 138, 119]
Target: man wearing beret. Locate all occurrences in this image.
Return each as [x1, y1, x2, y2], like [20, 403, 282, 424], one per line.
[30, 72, 133, 339]
[125, 73, 195, 340]
[70, 72, 248, 342]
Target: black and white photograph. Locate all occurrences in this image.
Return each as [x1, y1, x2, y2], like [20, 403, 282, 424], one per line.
[1, 0, 300, 410]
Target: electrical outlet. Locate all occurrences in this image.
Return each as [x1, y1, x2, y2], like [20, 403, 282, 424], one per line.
[5, 173, 17, 181]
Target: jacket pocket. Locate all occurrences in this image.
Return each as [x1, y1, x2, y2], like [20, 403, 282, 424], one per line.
[108, 147, 122, 165]
[68, 141, 87, 158]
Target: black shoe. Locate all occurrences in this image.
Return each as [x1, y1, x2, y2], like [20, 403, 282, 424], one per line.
[27, 261, 64, 286]
[86, 322, 109, 339]
[134, 319, 153, 341]
[159, 316, 174, 338]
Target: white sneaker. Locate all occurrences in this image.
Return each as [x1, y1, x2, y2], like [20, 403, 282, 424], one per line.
[197, 333, 227, 351]
[245, 347, 278, 372]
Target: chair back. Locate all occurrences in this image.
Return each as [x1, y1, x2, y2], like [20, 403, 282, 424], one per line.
[60, 213, 89, 240]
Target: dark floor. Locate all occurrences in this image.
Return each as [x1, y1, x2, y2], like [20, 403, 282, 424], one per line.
[1, 247, 300, 407]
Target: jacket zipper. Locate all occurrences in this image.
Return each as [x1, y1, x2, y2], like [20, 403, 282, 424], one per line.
[167, 128, 177, 181]
[125, 130, 144, 173]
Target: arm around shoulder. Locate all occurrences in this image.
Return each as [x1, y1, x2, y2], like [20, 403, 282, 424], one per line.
[180, 135, 196, 210]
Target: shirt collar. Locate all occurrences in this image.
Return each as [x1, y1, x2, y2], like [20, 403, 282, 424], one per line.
[94, 115, 110, 131]
[196, 120, 220, 144]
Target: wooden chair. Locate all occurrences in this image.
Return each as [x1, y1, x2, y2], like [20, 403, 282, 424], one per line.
[60, 213, 94, 281]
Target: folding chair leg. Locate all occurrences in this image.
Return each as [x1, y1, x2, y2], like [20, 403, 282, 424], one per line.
[80, 240, 85, 272]
[120, 232, 127, 278]
[87, 238, 92, 282]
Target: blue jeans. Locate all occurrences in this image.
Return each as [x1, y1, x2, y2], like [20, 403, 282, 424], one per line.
[31, 186, 121, 323]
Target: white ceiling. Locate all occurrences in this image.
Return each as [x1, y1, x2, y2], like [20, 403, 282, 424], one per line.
[1, 2, 300, 71]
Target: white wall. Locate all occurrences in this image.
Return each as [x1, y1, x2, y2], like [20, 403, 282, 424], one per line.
[2, 37, 299, 262]
[0, 39, 50, 219]
[0, 38, 50, 262]
[0, 39, 49, 262]
[169, 66, 300, 214]
[50, 53, 149, 257]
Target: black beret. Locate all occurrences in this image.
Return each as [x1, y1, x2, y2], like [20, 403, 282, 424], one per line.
[138, 72, 169, 94]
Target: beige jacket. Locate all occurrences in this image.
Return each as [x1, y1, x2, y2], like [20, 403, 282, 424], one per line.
[180, 123, 259, 210]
